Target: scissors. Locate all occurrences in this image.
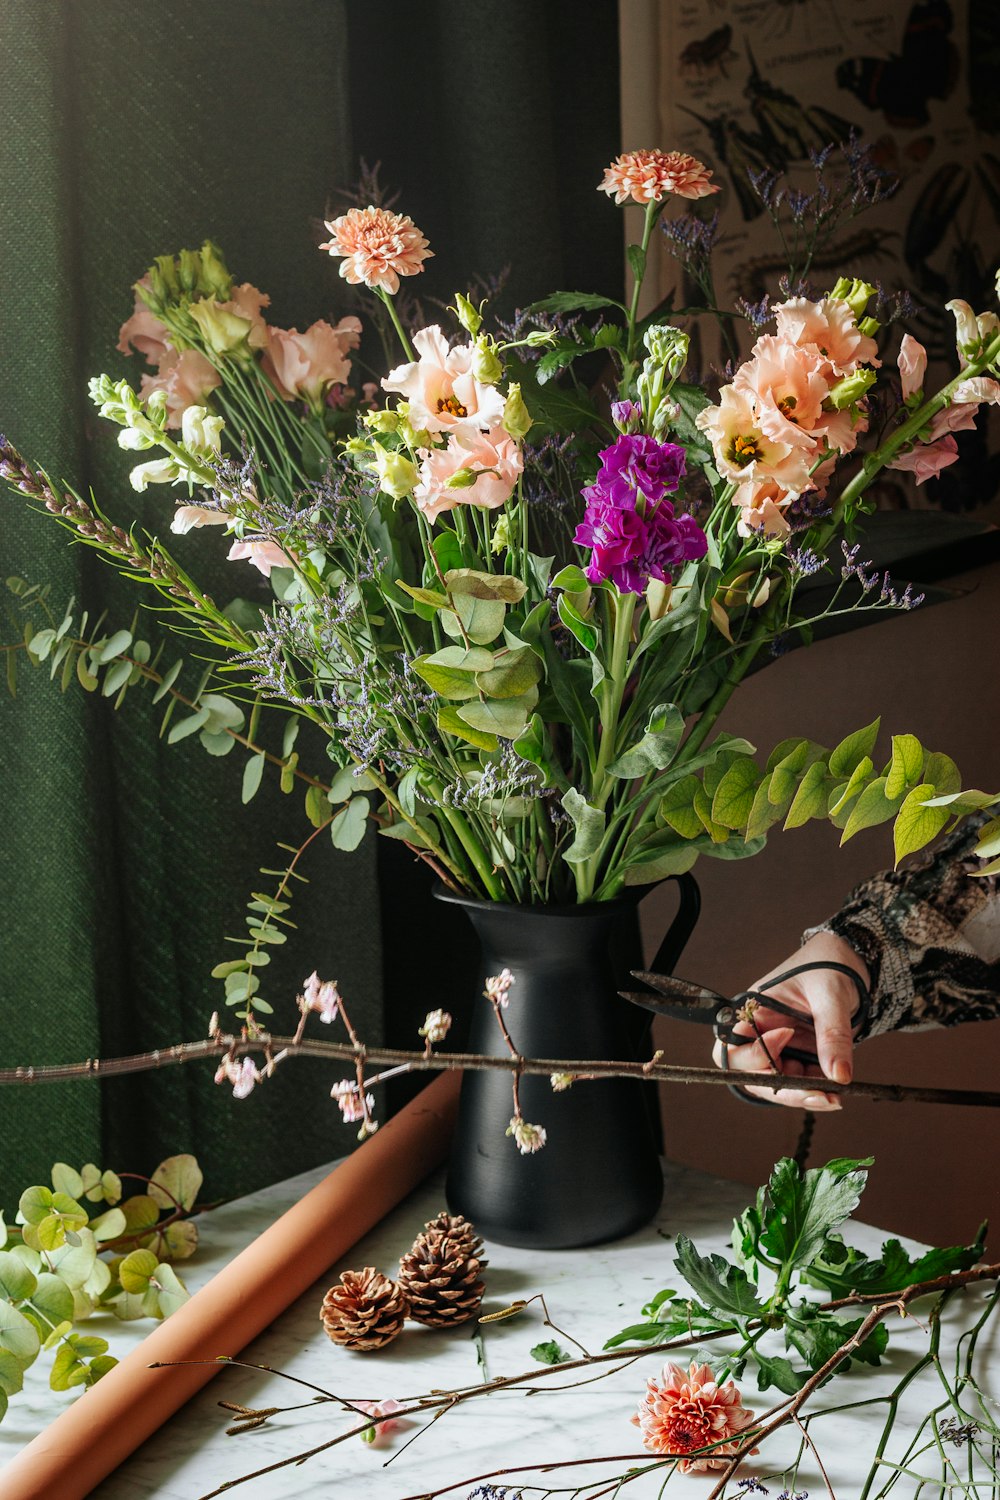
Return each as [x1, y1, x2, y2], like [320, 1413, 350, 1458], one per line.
[620, 961, 871, 1106]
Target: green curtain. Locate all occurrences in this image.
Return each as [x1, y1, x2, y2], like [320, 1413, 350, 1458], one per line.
[0, 0, 621, 1211]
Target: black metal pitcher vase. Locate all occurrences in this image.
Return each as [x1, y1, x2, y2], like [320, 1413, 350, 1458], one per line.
[434, 874, 700, 1249]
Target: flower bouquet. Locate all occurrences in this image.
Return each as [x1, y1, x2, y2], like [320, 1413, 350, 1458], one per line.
[3, 143, 998, 1244]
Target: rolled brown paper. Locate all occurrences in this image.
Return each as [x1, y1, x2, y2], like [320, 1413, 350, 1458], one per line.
[0, 1069, 461, 1499]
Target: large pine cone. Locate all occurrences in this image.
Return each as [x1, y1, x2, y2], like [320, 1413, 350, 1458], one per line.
[397, 1211, 487, 1328]
[320, 1267, 409, 1351]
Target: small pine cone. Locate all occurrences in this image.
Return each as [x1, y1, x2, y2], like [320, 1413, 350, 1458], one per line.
[319, 1267, 409, 1351]
[397, 1211, 488, 1328]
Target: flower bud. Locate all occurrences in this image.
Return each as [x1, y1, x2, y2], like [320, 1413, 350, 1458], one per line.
[117, 426, 152, 451]
[188, 299, 254, 359]
[181, 405, 225, 456]
[491, 512, 511, 554]
[829, 277, 876, 318]
[611, 399, 642, 434]
[445, 466, 480, 489]
[523, 328, 558, 347]
[198, 240, 232, 300]
[502, 383, 532, 439]
[472, 338, 503, 385]
[857, 315, 880, 337]
[373, 444, 418, 499]
[643, 325, 689, 377]
[363, 407, 402, 435]
[130, 458, 179, 491]
[178, 248, 200, 294]
[946, 298, 979, 354]
[645, 577, 673, 620]
[452, 291, 484, 337]
[826, 369, 877, 410]
[651, 397, 680, 440]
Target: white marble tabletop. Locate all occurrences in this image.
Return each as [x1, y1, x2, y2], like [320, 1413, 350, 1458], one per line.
[2, 1157, 997, 1499]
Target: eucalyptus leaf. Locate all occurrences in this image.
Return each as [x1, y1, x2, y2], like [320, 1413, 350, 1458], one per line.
[457, 688, 538, 739]
[330, 795, 370, 851]
[149, 1155, 203, 1213]
[609, 704, 685, 779]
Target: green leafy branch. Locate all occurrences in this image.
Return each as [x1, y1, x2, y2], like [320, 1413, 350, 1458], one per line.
[0, 1154, 204, 1423]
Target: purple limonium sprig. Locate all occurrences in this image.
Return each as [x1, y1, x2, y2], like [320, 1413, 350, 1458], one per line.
[573, 433, 707, 596]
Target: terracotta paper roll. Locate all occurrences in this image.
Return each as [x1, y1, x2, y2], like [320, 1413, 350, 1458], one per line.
[0, 1070, 461, 1499]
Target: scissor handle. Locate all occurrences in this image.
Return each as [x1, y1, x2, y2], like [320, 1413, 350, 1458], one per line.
[719, 959, 871, 1107]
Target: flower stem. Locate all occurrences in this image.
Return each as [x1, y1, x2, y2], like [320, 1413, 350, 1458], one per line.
[626, 201, 662, 364]
[378, 288, 415, 362]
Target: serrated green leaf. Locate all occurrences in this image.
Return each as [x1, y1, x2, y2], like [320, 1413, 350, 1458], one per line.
[530, 1339, 568, 1364]
[893, 783, 949, 864]
[759, 1157, 871, 1271]
[674, 1236, 764, 1319]
[755, 1352, 807, 1394]
[885, 733, 924, 798]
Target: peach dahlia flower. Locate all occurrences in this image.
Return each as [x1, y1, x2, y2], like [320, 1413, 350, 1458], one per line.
[321, 206, 433, 294]
[599, 149, 720, 205]
[632, 1361, 757, 1472]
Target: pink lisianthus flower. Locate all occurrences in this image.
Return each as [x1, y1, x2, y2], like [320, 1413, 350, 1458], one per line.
[227, 538, 295, 576]
[734, 335, 830, 451]
[888, 434, 960, 484]
[632, 1361, 758, 1472]
[320, 206, 433, 294]
[352, 1398, 403, 1448]
[139, 349, 222, 428]
[413, 427, 523, 523]
[897, 333, 927, 400]
[773, 295, 880, 376]
[382, 325, 505, 437]
[170, 505, 229, 535]
[117, 283, 173, 364]
[263, 317, 362, 410]
[695, 386, 813, 496]
[598, 148, 720, 205]
[731, 479, 793, 540]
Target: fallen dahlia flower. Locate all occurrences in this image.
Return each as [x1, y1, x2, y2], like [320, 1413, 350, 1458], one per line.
[599, 149, 719, 206]
[632, 1360, 758, 1472]
[320, 206, 433, 294]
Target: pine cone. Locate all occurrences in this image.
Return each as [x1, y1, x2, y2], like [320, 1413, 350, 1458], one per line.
[319, 1267, 409, 1351]
[397, 1211, 487, 1328]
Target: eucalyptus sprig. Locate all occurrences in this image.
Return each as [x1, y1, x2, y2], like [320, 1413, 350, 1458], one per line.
[0, 1154, 204, 1422]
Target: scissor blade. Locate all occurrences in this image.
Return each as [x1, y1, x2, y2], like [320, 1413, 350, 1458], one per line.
[630, 970, 728, 1006]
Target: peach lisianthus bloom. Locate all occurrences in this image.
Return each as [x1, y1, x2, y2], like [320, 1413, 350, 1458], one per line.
[695, 386, 813, 496]
[632, 1361, 757, 1472]
[888, 434, 960, 484]
[731, 478, 793, 540]
[139, 349, 222, 428]
[117, 286, 172, 365]
[414, 427, 523, 523]
[734, 335, 830, 445]
[320, 206, 433, 295]
[382, 325, 505, 437]
[227, 538, 295, 576]
[897, 333, 927, 400]
[599, 149, 719, 205]
[773, 295, 880, 376]
[263, 317, 362, 409]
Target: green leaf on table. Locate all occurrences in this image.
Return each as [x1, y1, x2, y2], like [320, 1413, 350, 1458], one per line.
[29, 1273, 75, 1333]
[153, 1263, 190, 1318]
[609, 704, 685, 779]
[893, 783, 949, 864]
[787, 1308, 888, 1373]
[759, 1157, 871, 1272]
[805, 1222, 985, 1299]
[118, 1249, 160, 1296]
[160, 1221, 199, 1261]
[674, 1236, 764, 1320]
[754, 1351, 808, 1394]
[120, 1195, 160, 1234]
[149, 1155, 203, 1213]
[530, 1339, 569, 1365]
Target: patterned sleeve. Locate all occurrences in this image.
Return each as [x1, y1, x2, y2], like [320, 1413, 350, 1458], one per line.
[802, 813, 1000, 1038]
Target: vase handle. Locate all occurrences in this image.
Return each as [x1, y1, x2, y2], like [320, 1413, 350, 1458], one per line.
[647, 872, 701, 976]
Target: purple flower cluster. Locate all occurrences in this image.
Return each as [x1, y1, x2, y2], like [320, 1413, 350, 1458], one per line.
[573, 434, 707, 595]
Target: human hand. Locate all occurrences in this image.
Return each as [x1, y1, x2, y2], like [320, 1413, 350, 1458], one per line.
[711, 930, 869, 1111]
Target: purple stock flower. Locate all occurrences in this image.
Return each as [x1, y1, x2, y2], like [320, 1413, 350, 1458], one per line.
[573, 433, 707, 595]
